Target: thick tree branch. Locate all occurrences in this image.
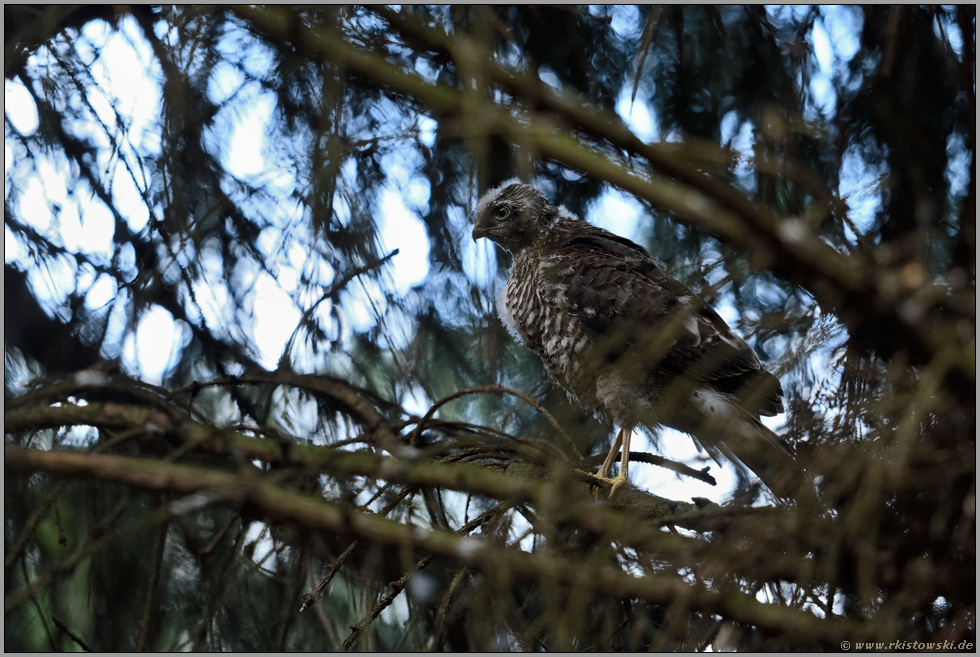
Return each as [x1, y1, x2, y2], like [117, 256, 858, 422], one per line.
[5, 443, 861, 645]
[3, 408, 703, 533]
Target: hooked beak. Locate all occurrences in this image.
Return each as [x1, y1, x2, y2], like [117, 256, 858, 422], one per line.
[472, 219, 491, 242]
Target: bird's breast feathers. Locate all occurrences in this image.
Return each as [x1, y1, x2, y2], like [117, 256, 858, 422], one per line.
[498, 253, 592, 392]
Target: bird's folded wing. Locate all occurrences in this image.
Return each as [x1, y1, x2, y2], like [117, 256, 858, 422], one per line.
[540, 222, 783, 417]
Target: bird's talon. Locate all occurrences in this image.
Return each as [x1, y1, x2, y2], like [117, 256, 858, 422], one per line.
[589, 473, 629, 500]
[608, 476, 628, 498]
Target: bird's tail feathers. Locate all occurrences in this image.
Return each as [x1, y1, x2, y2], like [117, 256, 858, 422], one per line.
[668, 389, 811, 502]
[711, 418, 808, 502]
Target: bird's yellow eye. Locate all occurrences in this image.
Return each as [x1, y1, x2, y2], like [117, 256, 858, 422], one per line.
[495, 206, 511, 220]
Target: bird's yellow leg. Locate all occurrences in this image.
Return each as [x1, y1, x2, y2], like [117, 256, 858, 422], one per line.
[609, 427, 631, 498]
[594, 427, 632, 498]
[596, 429, 623, 481]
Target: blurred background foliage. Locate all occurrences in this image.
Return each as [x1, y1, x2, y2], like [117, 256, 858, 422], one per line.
[4, 5, 975, 651]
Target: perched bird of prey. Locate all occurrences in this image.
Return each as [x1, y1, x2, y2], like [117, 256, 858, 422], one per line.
[472, 179, 804, 500]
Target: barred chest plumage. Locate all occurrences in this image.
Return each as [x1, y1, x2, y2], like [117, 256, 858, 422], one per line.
[496, 251, 596, 408]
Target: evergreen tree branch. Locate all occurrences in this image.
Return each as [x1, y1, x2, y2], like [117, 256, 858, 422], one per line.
[5, 443, 862, 646]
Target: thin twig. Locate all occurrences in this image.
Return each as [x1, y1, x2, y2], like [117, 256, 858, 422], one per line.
[6, 504, 174, 617]
[136, 514, 169, 651]
[21, 559, 57, 650]
[300, 539, 361, 615]
[339, 502, 510, 651]
[198, 515, 240, 559]
[53, 616, 94, 652]
[631, 5, 666, 104]
[577, 451, 718, 486]
[279, 249, 399, 369]
[305, 553, 342, 645]
[4, 481, 69, 576]
[299, 486, 413, 613]
[4, 427, 145, 577]
[409, 384, 581, 458]
[427, 564, 471, 651]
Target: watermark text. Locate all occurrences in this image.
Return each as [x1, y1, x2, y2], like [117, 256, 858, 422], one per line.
[841, 640, 974, 651]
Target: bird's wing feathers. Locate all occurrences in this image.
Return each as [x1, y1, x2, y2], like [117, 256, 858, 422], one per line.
[541, 221, 782, 416]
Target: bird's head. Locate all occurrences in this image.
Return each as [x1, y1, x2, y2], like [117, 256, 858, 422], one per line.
[472, 179, 563, 253]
